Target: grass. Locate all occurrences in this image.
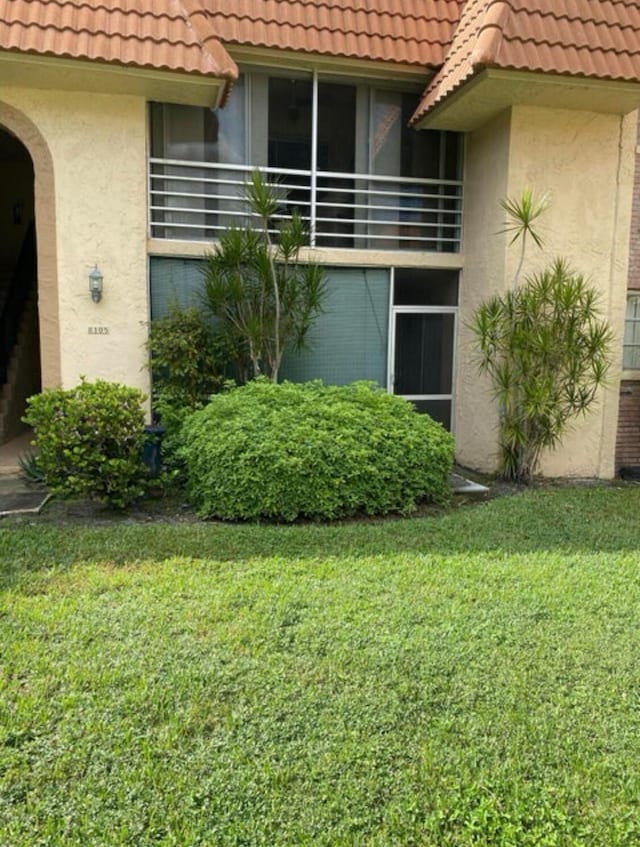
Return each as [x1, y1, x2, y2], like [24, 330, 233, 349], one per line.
[2, 486, 640, 845]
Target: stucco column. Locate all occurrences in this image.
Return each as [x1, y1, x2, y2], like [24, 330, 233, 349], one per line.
[457, 105, 637, 478]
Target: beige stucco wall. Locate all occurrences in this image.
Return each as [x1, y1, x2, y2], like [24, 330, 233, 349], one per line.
[0, 87, 150, 399]
[455, 109, 511, 470]
[458, 105, 637, 478]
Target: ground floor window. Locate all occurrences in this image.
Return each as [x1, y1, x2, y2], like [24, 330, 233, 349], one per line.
[280, 268, 389, 386]
[623, 293, 640, 369]
[149, 259, 458, 428]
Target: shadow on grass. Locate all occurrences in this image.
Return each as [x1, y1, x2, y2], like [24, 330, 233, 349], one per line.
[1, 485, 639, 591]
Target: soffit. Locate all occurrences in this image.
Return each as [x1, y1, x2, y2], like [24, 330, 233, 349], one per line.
[413, 0, 640, 126]
[418, 69, 640, 131]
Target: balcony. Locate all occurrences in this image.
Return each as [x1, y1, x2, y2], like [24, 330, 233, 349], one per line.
[149, 158, 463, 252]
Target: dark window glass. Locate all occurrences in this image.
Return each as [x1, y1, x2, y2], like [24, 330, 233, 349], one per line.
[268, 77, 313, 170]
[316, 81, 357, 247]
[411, 399, 451, 429]
[394, 313, 454, 396]
[393, 269, 459, 306]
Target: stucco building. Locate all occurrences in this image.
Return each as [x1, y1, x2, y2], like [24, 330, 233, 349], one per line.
[1, 0, 640, 478]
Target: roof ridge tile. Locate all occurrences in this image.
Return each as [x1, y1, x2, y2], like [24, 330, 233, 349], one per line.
[471, 0, 511, 67]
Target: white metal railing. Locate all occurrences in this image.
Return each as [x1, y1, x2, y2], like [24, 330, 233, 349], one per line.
[148, 158, 463, 252]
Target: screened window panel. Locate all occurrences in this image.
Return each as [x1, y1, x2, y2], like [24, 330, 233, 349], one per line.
[150, 262, 390, 389]
[280, 268, 390, 386]
[149, 257, 204, 318]
[393, 313, 454, 396]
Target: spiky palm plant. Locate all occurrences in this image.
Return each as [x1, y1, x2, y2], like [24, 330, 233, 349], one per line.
[201, 172, 325, 383]
[472, 192, 612, 482]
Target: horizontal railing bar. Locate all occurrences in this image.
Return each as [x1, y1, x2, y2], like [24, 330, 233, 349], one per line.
[150, 174, 309, 194]
[151, 225, 460, 246]
[315, 200, 461, 216]
[150, 158, 311, 178]
[314, 186, 461, 201]
[151, 222, 304, 236]
[151, 192, 245, 204]
[150, 210, 313, 227]
[151, 191, 311, 210]
[150, 208, 243, 219]
[150, 157, 463, 188]
[317, 169, 463, 187]
[152, 186, 460, 211]
[153, 191, 460, 213]
[150, 175, 460, 204]
[152, 207, 461, 232]
[314, 215, 461, 230]
[315, 231, 460, 243]
[315, 184, 462, 202]
[151, 212, 313, 227]
[153, 193, 458, 220]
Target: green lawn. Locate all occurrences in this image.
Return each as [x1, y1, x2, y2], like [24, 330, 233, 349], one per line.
[2, 487, 640, 845]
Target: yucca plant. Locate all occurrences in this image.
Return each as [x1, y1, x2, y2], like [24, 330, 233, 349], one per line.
[472, 192, 613, 482]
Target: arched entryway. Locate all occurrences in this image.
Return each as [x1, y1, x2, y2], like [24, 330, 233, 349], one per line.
[0, 127, 40, 443]
[0, 102, 60, 446]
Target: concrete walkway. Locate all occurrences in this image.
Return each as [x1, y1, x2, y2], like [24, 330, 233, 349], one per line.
[0, 475, 49, 516]
[0, 430, 49, 516]
[0, 429, 33, 476]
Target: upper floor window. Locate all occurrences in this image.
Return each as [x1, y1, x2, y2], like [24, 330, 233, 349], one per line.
[149, 70, 463, 251]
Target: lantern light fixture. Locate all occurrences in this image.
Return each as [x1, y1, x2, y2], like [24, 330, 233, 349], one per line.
[89, 264, 103, 303]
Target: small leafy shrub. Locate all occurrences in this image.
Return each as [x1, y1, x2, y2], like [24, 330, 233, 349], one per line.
[180, 380, 454, 521]
[147, 305, 232, 468]
[23, 379, 147, 508]
[147, 305, 228, 409]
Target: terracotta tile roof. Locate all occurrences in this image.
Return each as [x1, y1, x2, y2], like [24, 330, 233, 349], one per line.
[200, 0, 464, 68]
[414, 0, 640, 123]
[0, 0, 237, 79]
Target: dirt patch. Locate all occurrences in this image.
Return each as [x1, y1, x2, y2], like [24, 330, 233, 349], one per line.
[1, 467, 619, 528]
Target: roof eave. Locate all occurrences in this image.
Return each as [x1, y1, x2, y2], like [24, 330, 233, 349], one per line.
[413, 68, 640, 132]
[0, 49, 234, 108]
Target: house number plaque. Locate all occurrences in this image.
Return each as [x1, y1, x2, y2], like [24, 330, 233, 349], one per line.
[88, 326, 109, 335]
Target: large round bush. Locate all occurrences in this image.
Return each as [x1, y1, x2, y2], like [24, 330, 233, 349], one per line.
[180, 380, 454, 521]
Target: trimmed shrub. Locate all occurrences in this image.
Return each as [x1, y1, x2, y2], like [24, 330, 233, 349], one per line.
[147, 305, 233, 469]
[147, 305, 228, 410]
[24, 379, 147, 508]
[180, 380, 454, 521]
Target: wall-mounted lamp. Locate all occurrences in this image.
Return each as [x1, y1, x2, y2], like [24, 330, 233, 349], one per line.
[89, 264, 103, 303]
